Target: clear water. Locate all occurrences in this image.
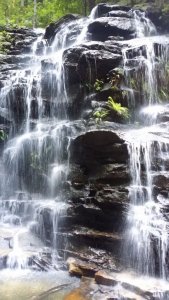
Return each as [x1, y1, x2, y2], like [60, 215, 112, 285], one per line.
[0, 270, 78, 300]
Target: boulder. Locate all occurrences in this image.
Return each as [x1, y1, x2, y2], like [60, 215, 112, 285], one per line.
[88, 17, 135, 41]
[67, 257, 99, 277]
[69, 130, 128, 169]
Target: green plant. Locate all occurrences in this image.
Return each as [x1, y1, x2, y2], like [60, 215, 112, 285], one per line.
[94, 79, 104, 92]
[107, 96, 129, 119]
[93, 109, 109, 123]
[0, 129, 7, 141]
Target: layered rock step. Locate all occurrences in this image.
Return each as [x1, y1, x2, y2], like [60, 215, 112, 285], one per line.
[65, 260, 169, 300]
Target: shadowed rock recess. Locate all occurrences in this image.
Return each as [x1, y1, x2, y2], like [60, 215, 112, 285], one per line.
[1, 3, 169, 300]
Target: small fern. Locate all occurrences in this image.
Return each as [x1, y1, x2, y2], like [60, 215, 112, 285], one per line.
[107, 96, 129, 119]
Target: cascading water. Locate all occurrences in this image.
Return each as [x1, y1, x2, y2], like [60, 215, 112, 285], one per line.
[1, 3, 169, 299]
[0, 7, 97, 277]
[123, 9, 169, 295]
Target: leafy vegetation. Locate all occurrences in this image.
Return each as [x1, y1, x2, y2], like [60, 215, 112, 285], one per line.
[0, 0, 103, 28]
[0, 0, 168, 28]
[108, 96, 129, 119]
[93, 97, 129, 123]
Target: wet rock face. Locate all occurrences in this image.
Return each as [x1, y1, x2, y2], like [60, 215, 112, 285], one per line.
[44, 14, 80, 44]
[7, 83, 27, 124]
[95, 3, 169, 34]
[70, 130, 128, 168]
[1, 28, 37, 55]
[63, 42, 122, 85]
[63, 129, 129, 265]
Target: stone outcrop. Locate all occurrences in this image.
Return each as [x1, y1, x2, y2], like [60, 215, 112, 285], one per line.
[88, 17, 135, 41]
[63, 42, 122, 86]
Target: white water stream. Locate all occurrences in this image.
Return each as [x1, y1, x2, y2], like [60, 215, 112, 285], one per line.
[0, 7, 97, 281]
[123, 11, 169, 295]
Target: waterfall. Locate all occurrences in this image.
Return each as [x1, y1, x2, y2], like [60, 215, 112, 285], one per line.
[126, 131, 169, 278]
[123, 11, 169, 287]
[1, 3, 169, 299]
[0, 7, 98, 270]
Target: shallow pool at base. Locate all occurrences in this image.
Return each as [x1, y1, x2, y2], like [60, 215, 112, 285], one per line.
[0, 270, 79, 300]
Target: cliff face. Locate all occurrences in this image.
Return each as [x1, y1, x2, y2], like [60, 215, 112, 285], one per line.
[0, 3, 169, 299]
